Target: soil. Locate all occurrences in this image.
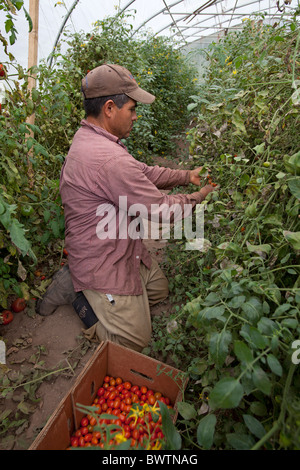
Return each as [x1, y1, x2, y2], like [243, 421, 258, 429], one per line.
[0, 151, 191, 450]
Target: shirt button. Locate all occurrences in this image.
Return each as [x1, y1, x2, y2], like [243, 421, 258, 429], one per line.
[136, 256, 140, 259]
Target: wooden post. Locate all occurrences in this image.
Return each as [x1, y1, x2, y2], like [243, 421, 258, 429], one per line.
[26, 0, 39, 186]
[27, 0, 39, 126]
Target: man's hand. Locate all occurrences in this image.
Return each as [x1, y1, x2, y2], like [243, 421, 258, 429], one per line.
[189, 167, 209, 186]
[199, 184, 217, 199]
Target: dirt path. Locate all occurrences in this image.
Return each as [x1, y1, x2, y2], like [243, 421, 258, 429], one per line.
[0, 151, 189, 450]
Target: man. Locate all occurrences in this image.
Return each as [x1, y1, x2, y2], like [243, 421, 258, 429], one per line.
[37, 63, 215, 352]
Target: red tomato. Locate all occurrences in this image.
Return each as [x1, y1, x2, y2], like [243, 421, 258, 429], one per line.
[140, 385, 148, 395]
[89, 416, 97, 426]
[97, 387, 105, 396]
[113, 398, 121, 409]
[116, 377, 123, 385]
[70, 436, 78, 447]
[0, 64, 6, 77]
[63, 248, 68, 256]
[129, 420, 136, 430]
[123, 381, 132, 390]
[108, 390, 117, 401]
[148, 395, 156, 405]
[11, 298, 26, 312]
[130, 438, 137, 447]
[84, 433, 92, 442]
[120, 402, 125, 411]
[81, 426, 88, 436]
[131, 393, 139, 403]
[0, 310, 14, 325]
[80, 417, 89, 427]
[132, 429, 139, 440]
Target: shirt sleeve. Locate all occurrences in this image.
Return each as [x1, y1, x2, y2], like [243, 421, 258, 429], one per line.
[137, 161, 190, 189]
[97, 152, 205, 220]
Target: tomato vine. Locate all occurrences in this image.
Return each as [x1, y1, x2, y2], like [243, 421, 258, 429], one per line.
[159, 11, 300, 450]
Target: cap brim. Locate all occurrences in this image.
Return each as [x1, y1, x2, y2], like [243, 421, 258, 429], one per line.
[125, 87, 155, 104]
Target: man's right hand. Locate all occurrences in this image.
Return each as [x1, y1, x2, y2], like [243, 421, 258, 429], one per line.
[199, 184, 219, 199]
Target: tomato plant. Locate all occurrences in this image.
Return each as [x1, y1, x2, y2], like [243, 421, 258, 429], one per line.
[152, 11, 300, 451]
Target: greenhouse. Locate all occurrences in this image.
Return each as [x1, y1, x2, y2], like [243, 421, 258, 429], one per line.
[0, 0, 299, 452]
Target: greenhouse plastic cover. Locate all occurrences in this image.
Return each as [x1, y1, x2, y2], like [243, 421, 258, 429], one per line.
[1, 0, 299, 69]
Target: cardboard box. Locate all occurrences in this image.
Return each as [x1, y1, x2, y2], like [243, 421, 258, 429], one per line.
[29, 341, 187, 450]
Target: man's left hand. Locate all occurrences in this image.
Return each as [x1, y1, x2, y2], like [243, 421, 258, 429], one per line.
[189, 167, 209, 186]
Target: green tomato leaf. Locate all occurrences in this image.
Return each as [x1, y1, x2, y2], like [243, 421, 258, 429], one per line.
[197, 414, 217, 449]
[234, 340, 254, 363]
[266, 354, 282, 377]
[209, 330, 232, 367]
[243, 414, 266, 439]
[283, 231, 300, 250]
[177, 401, 197, 420]
[252, 366, 272, 395]
[209, 378, 244, 409]
[159, 401, 181, 450]
[240, 324, 268, 349]
[288, 179, 300, 199]
[226, 432, 255, 450]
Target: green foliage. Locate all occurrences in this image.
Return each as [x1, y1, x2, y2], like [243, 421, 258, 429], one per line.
[0, 65, 66, 306]
[34, 12, 198, 163]
[159, 12, 300, 450]
[0, 12, 198, 308]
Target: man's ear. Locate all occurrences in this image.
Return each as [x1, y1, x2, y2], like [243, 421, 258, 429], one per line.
[103, 99, 116, 118]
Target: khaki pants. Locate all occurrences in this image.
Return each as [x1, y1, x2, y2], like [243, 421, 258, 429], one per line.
[82, 258, 169, 352]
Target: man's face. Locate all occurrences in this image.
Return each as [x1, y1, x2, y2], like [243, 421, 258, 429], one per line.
[110, 98, 137, 140]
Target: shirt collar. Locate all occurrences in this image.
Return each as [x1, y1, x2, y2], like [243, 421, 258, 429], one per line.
[81, 119, 127, 149]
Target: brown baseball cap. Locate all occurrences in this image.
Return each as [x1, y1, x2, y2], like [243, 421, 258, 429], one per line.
[81, 63, 155, 104]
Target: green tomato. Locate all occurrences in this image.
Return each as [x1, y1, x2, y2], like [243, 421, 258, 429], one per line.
[263, 161, 270, 168]
[21, 205, 34, 217]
